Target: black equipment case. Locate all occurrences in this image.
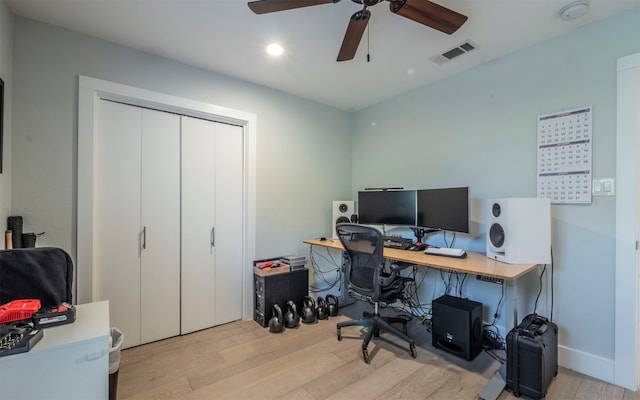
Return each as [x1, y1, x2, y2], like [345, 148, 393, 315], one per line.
[506, 313, 558, 399]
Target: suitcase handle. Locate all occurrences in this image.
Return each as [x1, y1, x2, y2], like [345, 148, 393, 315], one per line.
[510, 330, 521, 397]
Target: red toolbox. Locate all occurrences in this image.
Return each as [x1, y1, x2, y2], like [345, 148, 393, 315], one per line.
[0, 299, 41, 324]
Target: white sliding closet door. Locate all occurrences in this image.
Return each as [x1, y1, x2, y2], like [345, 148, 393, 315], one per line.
[94, 100, 180, 348]
[181, 117, 244, 334]
[140, 109, 181, 344]
[95, 101, 142, 348]
[213, 123, 244, 325]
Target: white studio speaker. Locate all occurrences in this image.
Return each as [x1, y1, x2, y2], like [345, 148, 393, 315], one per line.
[486, 198, 551, 265]
[332, 200, 356, 238]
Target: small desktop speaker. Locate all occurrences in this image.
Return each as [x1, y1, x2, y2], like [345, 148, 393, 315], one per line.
[486, 198, 551, 265]
[432, 295, 483, 361]
[332, 201, 356, 238]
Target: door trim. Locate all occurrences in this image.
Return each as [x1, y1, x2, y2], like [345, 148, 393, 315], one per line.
[77, 75, 257, 321]
[615, 52, 640, 390]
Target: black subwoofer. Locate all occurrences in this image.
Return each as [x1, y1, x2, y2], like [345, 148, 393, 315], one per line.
[432, 294, 483, 361]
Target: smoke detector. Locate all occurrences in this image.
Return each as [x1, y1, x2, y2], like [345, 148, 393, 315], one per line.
[559, 1, 589, 21]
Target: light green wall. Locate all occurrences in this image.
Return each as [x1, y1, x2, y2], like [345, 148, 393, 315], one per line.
[0, 1, 11, 226]
[8, 3, 640, 385]
[351, 7, 640, 379]
[10, 16, 352, 261]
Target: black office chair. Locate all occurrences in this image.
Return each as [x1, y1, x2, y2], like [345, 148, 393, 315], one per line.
[336, 223, 417, 363]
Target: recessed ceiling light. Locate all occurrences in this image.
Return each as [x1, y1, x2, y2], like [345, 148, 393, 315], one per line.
[559, 1, 589, 21]
[266, 43, 284, 56]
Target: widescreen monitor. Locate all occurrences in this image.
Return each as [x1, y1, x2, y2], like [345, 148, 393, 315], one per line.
[357, 190, 417, 226]
[417, 187, 469, 233]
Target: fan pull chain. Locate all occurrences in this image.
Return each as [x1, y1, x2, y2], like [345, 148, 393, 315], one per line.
[366, 22, 371, 62]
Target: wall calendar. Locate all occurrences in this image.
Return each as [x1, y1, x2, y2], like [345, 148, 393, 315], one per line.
[537, 106, 592, 204]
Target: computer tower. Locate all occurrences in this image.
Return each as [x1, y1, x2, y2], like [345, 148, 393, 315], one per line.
[432, 294, 483, 361]
[254, 269, 309, 327]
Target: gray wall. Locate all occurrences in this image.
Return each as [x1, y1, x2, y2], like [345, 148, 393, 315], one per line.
[0, 1, 12, 227]
[11, 16, 352, 261]
[351, 7, 640, 379]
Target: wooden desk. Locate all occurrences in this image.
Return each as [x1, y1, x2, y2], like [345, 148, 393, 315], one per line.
[304, 238, 540, 400]
[304, 238, 538, 330]
[304, 238, 537, 281]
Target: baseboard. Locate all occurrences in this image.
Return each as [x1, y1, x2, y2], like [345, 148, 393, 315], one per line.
[558, 344, 615, 384]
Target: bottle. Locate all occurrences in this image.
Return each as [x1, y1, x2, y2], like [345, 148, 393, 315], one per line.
[5, 230, 13, 249]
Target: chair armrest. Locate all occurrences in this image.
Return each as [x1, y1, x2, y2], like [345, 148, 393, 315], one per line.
[379, 262, 413, 287]
[389, 261, 413, 272]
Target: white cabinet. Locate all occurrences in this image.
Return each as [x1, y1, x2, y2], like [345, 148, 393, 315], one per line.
[0, 301, 110, 400]
[181, 117, 244, 333]
[95, 100, 180, 348]
[94, 101, 243, 346]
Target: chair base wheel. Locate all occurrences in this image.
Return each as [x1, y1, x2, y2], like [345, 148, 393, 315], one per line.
[410, 343, 417, 358]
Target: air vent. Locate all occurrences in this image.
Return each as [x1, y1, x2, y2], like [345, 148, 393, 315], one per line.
[430, 40, 478, 65]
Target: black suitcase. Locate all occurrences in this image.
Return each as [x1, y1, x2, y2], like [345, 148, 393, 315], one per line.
[506, 313, 558, 399]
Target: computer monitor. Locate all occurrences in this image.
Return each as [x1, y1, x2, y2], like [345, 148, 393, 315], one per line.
[417, 187, 469, 233]
[357, 190, 417, 226]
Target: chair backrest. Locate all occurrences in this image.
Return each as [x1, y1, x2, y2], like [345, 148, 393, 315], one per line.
[0, 247, 74, 307]
[336, 223, 384, 301]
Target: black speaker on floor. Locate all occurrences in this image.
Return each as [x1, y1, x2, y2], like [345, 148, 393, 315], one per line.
[432, 294, 483, 361]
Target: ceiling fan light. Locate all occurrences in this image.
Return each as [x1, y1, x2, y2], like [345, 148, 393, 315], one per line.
[266, 43, 284, 56]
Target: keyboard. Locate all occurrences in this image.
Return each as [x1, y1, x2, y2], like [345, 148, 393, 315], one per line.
[424, 247, 467, 258]
[383, 240, 412, 250]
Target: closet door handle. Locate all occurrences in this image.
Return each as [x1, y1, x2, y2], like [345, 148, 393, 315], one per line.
[210, 227, 215, 247]
[142, 226, 147, 250]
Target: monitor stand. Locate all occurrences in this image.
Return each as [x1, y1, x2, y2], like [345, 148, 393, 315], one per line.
[411, 227, 439, 243]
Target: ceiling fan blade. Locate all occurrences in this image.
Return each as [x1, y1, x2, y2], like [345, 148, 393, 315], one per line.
[337, 9, 371, 62]
[248, 0, 339, 15]
[389, 0, 467, 34]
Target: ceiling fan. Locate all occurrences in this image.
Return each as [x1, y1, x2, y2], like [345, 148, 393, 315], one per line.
[247, 0, 468, 62]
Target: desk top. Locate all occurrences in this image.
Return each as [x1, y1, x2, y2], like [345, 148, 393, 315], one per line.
[304, 238, 538, 281]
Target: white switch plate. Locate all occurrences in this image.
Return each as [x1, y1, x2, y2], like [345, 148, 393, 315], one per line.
[592, 178, 615, 196]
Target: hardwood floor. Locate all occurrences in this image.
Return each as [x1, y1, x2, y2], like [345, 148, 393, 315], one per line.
[117, 304, 638, 400]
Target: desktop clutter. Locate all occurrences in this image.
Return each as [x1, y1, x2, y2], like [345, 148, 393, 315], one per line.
[1, 247, 76, 358]
[4, 215, 44, 250]
[0, 300, 76, 357]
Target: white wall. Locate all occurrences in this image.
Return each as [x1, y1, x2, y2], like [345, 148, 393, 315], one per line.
[0, 1, 11, 232]
[10, 16, 352, 270]
[351, 7, 640, 383]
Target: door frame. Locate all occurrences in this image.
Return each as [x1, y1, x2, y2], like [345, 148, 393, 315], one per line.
[77, 75, 257, 322]
[615, 52, 640, 390]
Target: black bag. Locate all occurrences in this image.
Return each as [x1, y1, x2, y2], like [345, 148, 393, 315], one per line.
[506, 313, 558, 399]
[0, 247, 73, 308]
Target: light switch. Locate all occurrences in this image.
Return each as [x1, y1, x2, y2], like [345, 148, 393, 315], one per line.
[592, 178, 615, 196]
[593, 181, 602, 193]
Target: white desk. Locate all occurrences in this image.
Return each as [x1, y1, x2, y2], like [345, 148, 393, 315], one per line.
[0, 301, 110, 400]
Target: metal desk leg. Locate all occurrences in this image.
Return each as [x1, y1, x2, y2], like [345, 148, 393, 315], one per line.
[479, 363, 507, 400]
[479, 279, 518, 400]
[504, 278, 518, 334]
